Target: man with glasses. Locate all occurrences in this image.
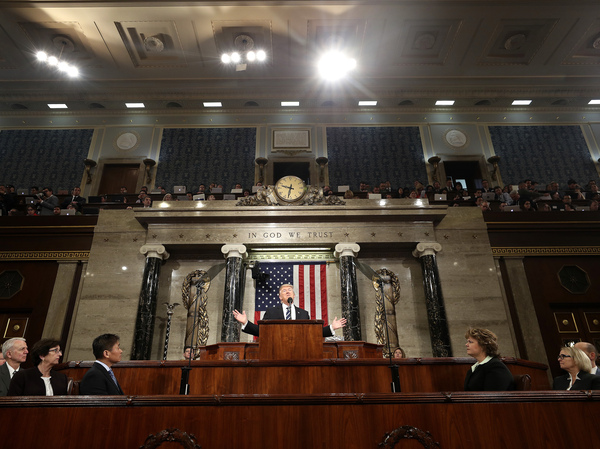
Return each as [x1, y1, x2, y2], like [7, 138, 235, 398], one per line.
[0, 338, 28, 396]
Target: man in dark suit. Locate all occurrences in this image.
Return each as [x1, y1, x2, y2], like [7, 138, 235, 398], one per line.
[60, 186, 86, 209]
[233, 284, 346, 337]
[79, 333, 124, 395]
[0, 337, 28, 396]
[575, 342, 600, 376]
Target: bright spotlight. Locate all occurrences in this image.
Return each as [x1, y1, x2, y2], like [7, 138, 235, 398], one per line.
[231, 52, 241, 63]
[246, 51, 256, 61]
[67, 66, 79, 77]
[57, 61, 69, 72]
[36, 51, 48, 62]
[318, 51, 356, 80]
[47, 56, 58, 66]
[256, 50, 266, 61]
[221, 53, 231, 63]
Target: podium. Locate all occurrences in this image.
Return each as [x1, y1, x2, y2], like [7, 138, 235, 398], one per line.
[258, 319, 324, 360]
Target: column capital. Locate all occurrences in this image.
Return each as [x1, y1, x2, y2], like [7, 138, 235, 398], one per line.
[334, 243, 360, 259]
[140, 244, 170, 260]
[412, 242, 442, 258]
[221, 244, 247, 259]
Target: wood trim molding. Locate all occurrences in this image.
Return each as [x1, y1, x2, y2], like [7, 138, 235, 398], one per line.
[0, 251, 90, 261]
[492, 247, 600, 257]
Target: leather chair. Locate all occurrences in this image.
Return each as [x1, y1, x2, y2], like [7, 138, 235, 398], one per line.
[513, 373, 531, 391]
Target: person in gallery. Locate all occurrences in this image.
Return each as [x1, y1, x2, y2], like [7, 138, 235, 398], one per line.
[553, 346, 600, 390]
[79, 333, 124, 395]
[233, 284, 346, 338]
[463, 328, 514, 391]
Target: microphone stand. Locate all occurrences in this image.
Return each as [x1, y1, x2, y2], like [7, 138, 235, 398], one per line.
[180, 279, 202, 395]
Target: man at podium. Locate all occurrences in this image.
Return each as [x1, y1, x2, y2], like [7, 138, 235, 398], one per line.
[233, 284, 346, 337]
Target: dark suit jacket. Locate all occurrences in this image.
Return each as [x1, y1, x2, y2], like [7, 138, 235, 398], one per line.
[464, 357, 515, 391]
[7, 366, 68, 396]
[79, 362, 124, 395]
[243, 304, 333, 338]
[552, 371, 600, 390]
[0, 363, 13, 396]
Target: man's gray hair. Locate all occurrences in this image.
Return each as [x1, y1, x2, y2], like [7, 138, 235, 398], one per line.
[2, 337, 26, 355]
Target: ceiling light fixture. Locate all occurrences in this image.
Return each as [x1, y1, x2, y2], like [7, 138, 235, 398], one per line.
[318, 51, 357, 81]
[435, 100, 455, 106]
[588, 99, 600, 105]
[48, 103, 68, 109]
[221, 34, 267, 71]
[512, 100, 532, 105]
[203, 102, 222, 107]
[125, 103, 145, 108]
[281, 101, 300, 107]
[358, 101, 377, 106]
[35, 36, 80, 78]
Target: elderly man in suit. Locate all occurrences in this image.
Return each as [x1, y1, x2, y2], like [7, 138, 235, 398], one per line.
[0, 337, 28, 396]
[79, 334, 124, 395]
[575, 342, 600, 376]
[233, 284, 346, 338]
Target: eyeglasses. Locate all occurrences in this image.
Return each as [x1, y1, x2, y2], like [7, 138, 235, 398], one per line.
[48, 348, 62, 354]
[557, 354, 572, 360]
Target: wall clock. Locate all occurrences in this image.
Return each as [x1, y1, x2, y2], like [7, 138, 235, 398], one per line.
[274, 176, 306, 203]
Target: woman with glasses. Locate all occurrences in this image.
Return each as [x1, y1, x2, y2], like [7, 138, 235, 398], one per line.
[553, 346, 600, 390]
[464, 328, 514, 391]
[7, 338, 68, 396]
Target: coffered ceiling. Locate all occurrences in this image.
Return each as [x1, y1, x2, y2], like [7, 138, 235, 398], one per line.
[1, 0, 600, 114]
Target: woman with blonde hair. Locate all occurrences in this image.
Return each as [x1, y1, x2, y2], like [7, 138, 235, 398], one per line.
[553, 346, 600, 390]
[463, 328, 514, 391]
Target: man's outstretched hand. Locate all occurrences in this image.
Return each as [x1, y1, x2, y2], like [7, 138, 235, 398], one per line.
[233, 309, 248, 325]
[331, 316, 347, 330]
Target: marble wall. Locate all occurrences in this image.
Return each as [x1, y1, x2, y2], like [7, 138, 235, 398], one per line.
[67, 203, 516, 362]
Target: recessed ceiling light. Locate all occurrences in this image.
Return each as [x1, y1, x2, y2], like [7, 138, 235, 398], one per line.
[48, 104, 68, 109]
[435, 100, 455, 106]
[203, 102, 222, 107]
[588, 99, 600, 105]
[281, 101, 299, 107]
[125, 103, 145, 108]
[512, 100, 532, 105]
[358, 101, 377, 106]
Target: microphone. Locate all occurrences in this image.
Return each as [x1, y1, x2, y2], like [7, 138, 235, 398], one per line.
[287, 297, 293, 305]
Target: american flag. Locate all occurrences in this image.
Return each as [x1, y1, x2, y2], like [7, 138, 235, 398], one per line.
[254, 262, 329, 325]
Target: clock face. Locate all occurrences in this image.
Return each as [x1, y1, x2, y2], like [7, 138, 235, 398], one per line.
[275, 176, 306, 202]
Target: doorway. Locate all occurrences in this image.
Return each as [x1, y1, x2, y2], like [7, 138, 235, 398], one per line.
[273, 162, 311, 184]
[443, 161, 483, 192]
[97, 164, 140, 195]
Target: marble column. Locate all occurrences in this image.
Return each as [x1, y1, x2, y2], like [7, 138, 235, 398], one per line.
[220, 244, 247, 342]
[412, 242, 452, 357]
[334, 243, 361, 341]
[131, 244, 170, 360]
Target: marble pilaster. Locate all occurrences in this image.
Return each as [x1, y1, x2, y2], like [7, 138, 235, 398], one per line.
[42, 261, 79, 341]
[220, 244, 247, 342]
[131, 244, 170, 360]
[413, 242, 452, 357]
[334, 243, 361, 341]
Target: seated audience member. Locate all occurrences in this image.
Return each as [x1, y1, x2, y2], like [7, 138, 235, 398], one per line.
[432, 181, 442, 193]
[590, 200, 599, 212]
[344, 190, 354, 199]
[519, 199, 534, 212]
[372, 186, 381, 194]
[183, 345, 194, 361]
[392, 347, 405, 358]
[157, 186, 167, 195]
[142, 196, 152, 208]
[61, 186, 86, 209]
[243, 189, 251, 197]
[553, 346, 600, 390]
[397, 187, 405, 198]
[359, 181, 369, 192]
[162, 193, 174, 201]
[586, 184, 600, 200]
[538, 202, 551, 212]
[8, 338, 67, 396]
[135, 191, 147, 203]
[494, 186, 512, 205]
[479, 200, 491, 212]
[207, 195, 216, 201]
[481, 179, 492, 193]
[80, 334, 124, 395]
[67, 202, 82, 215]
[233, 284, 346, 338]
[37, 187, 59, 215]
[0, 338, 28, 396]
[0, 349, 4, 366]
[186, 192, 194, 201]
[53, 206, 62, 215]
[574, 342, 600, 376]
[197, 184, 206, 194]
[140, 186, 149, 194]
[464, 328, 514, 391]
